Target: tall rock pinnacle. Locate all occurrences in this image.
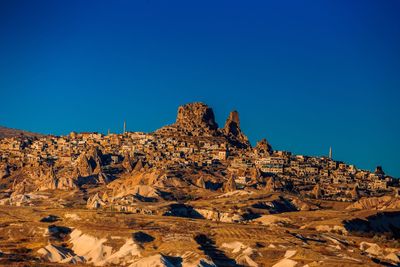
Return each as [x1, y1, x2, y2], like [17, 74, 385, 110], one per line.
[223, 110, 250, 148]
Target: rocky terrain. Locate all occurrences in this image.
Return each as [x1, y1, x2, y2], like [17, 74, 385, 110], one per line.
[0, 102, 399, 266]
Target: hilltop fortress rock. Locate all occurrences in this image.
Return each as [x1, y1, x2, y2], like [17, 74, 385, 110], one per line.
[157, 102, 251, 148]
[176, 102, 218, 133]
[157, 102, 219, 137]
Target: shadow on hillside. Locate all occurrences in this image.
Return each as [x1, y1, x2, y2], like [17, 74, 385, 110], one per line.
[194, 234, 241, 267]
[344, 211, 400, 238]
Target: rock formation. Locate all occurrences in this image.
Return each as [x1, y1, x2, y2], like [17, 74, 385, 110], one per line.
[223, 110, 250, 148]
[0, 164, 10, 179]
[88, 147, 103, 166]
[375, 166, 385, 177]
[196, 176, 206, 189]
[38, 166, 77, 190]
[350, 185, 360, 200]
[57, 176, 78, 190]
[346, 195, 400, 210]
[155, 102, 253, 149]
[12, 179, 28, 196]
[223, 174, 237, 192]
[76, 147, 104, 177]
[312, 184, 322, 199]
[255, 138, 273, 156]
[133, 159, 144, 171]
[75, 152, 93, 177]
[95, 171, 111, 185]
[265, 177, 276, 193]
[86, 193, 106, 209]
[122, 153, 133, 172]
[176, 102, 218, 134]
[92, 158, 102, 175]
[157, 102, 219, 136]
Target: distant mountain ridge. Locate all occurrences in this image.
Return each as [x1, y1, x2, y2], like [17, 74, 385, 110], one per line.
[0, 126, 44, 139]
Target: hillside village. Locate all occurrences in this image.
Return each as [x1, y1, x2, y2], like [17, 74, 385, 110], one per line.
[0, 102, 397, 204]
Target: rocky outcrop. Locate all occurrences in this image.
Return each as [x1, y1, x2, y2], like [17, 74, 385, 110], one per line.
[56, 176, 78, 190]
[346, 195, 400, 210]
[195, 208, 244, 223]
[38, 244, 84, 264]
[37, 166, 78, 191]
[157, 102, 219, 137]
[88, 147, 103, 166]
[223, 175, 237, 192]
[255, 138, 273, 156]
[265, 177, 276, 193]
[312, 184, 322, 199]
[176, 102, 218, 135]
[359, 242, 400, 265]
[75, 152, 93, 177]
[155, 102, 253, 149]
[196, 176, 206, 189]
[0, 164, 10, 179]
[95, 171, 111, 185]
[133, 160, 144, 172]
[122, 153, 133, 172]
[12, 179, 30, 196]
[265, 177, 284, 193]
[87, 193, 106, 209]
[223, 110, 250, 148]
[350, 185, 359, 200]
[375, 166, 385, 176]
[75, 147, 104, 177]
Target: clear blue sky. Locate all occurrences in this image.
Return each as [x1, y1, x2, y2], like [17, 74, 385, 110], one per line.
[0, 1, 399, 177]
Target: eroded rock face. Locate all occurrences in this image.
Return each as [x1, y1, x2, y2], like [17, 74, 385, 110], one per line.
[312, 184, 322, 199]
[176, 102, 218, 133]
[157, 102, 219, 137]
[75, 147, 103, 177]
[265, 177, 276, 193]
[122, 153, 133, 172]
[156, 103, 252, 149]
[224, 175, 237, 192]
[255, 138, 273, 156]
[346, 195, 400, 210]
[37, 166, 78, 191]
[223, 110, 250, 148]
[76, 153, 93, 177]
[0, 164, 10, 179]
